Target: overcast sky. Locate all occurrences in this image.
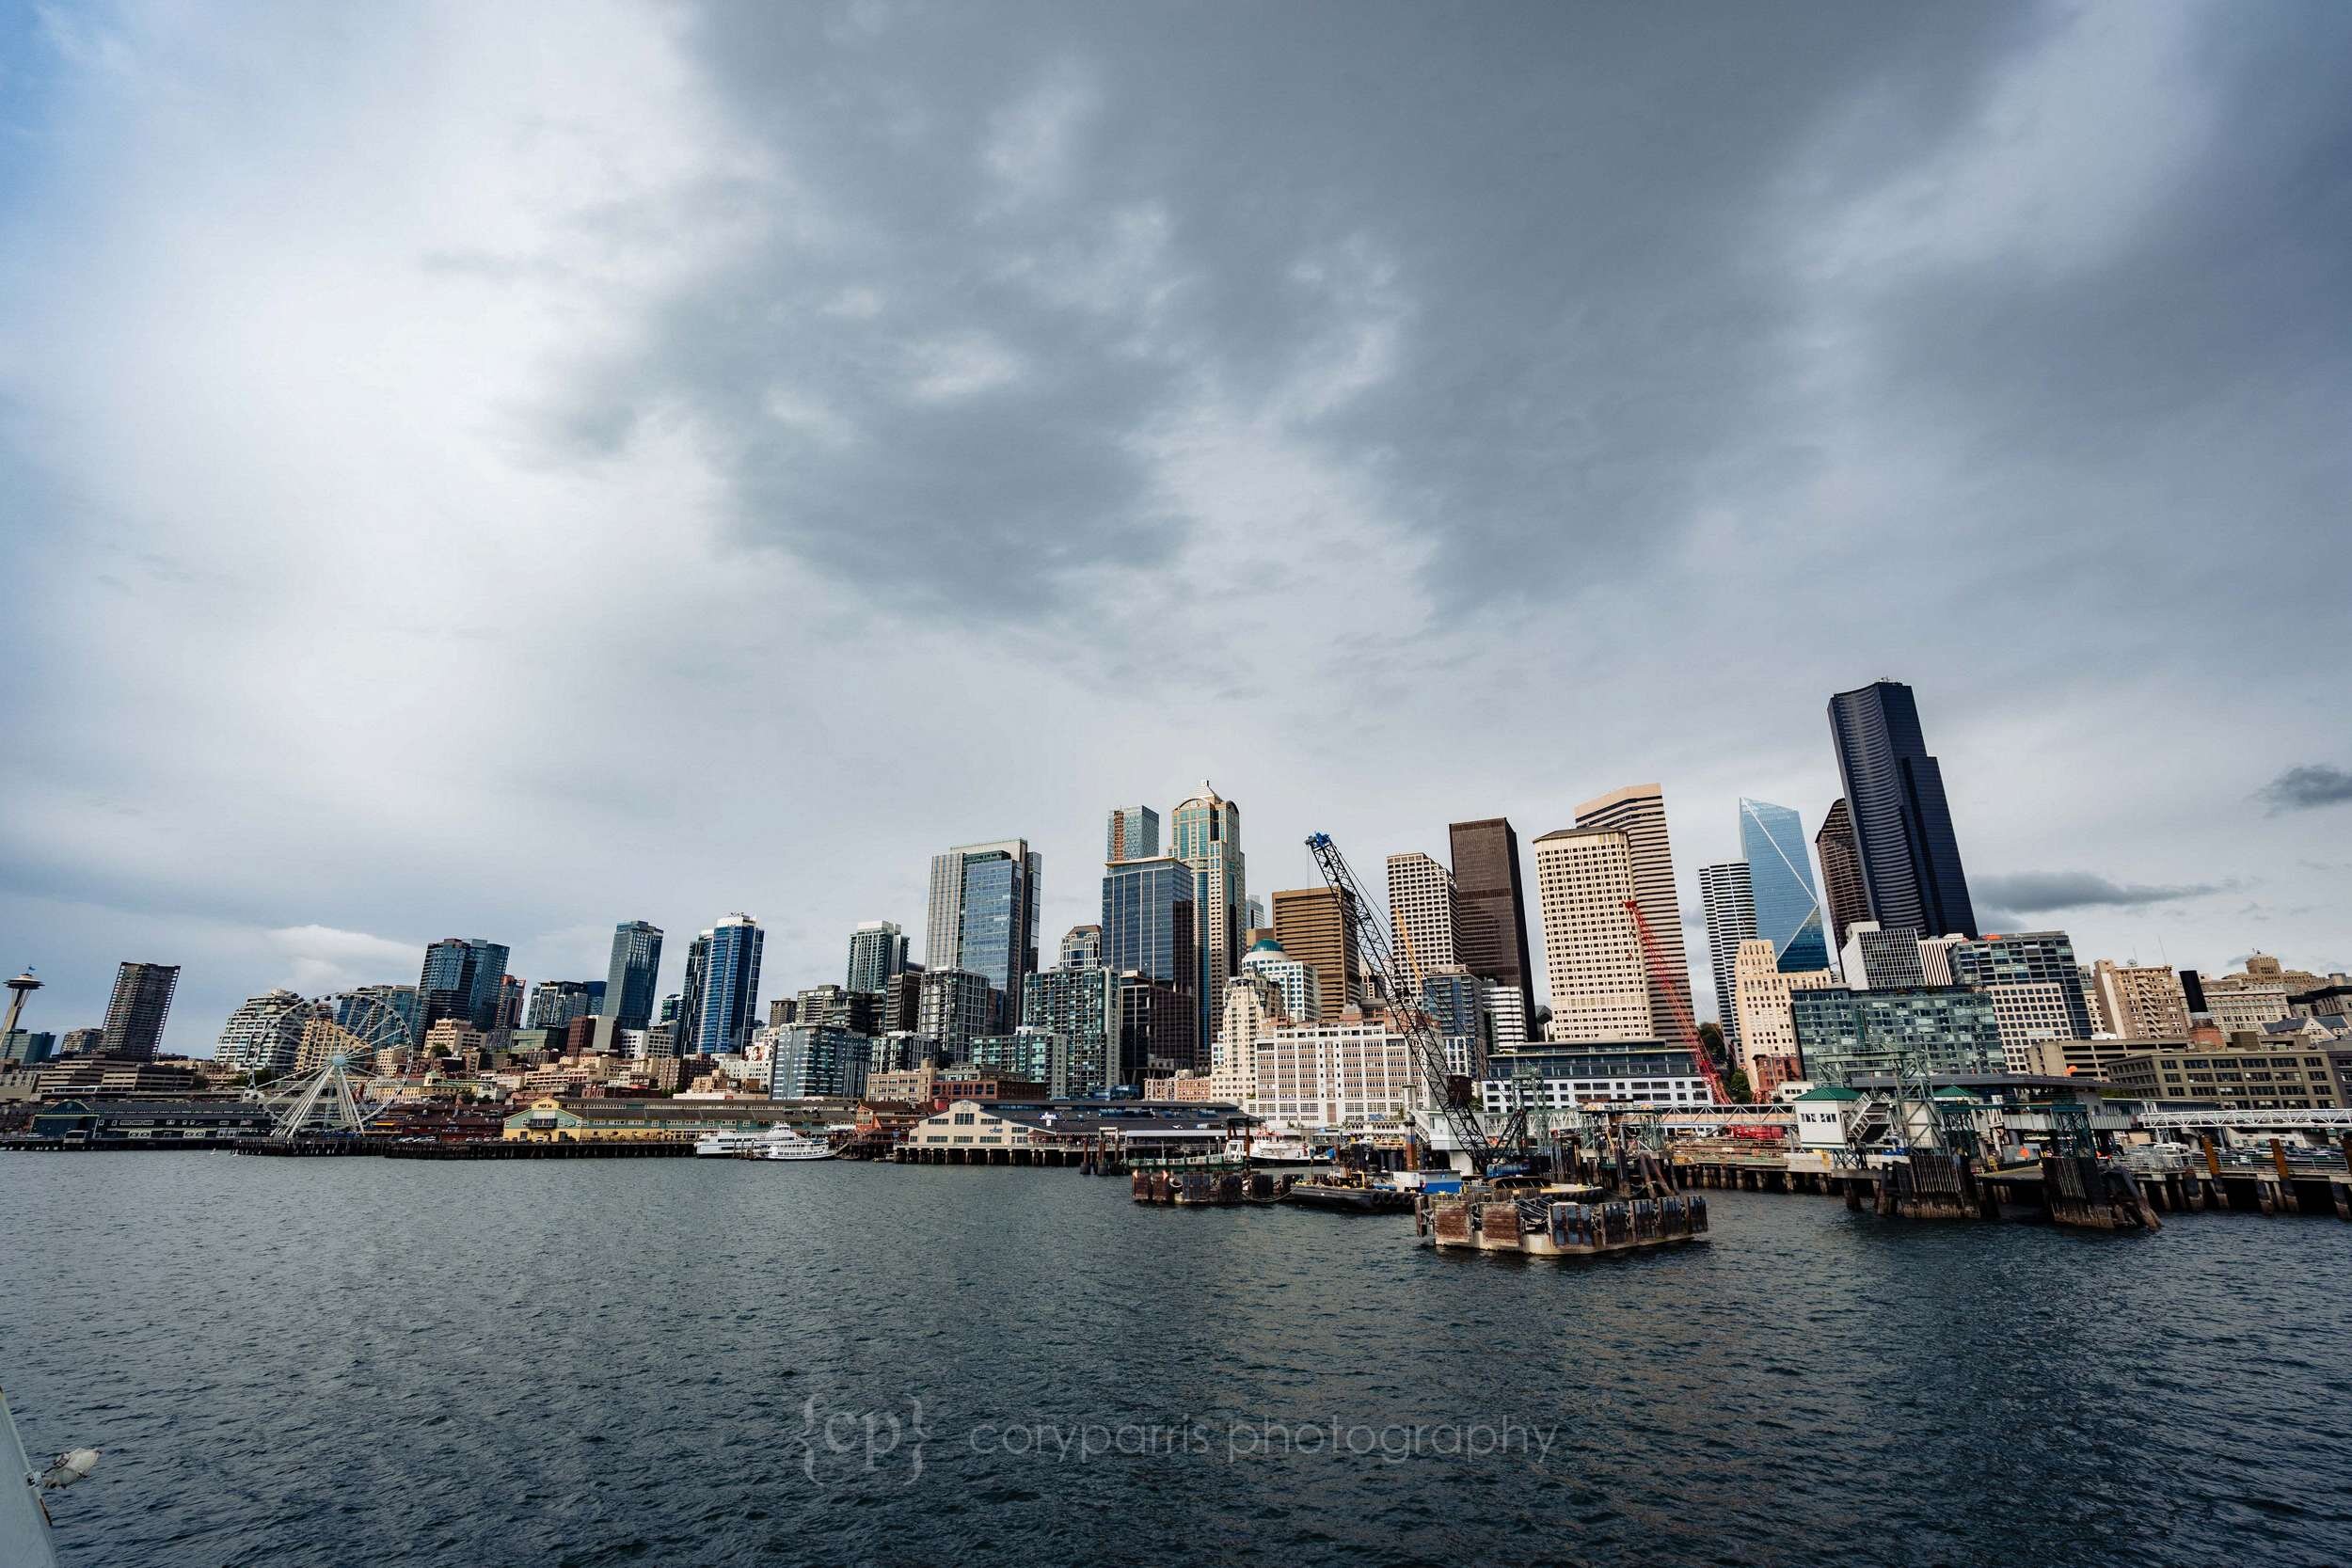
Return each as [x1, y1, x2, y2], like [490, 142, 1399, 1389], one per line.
[4, 0, 2349, 1052]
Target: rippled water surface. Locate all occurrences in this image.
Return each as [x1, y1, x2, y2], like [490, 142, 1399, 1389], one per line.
[5, 1154, 2350, 1566]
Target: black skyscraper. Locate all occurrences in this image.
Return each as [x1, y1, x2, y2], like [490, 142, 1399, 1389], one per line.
[1449, 817, 1536, 1039]
[1826, 680, 1979, 939]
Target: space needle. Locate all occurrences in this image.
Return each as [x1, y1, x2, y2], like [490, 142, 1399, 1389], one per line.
[2, 968, 40, 1042]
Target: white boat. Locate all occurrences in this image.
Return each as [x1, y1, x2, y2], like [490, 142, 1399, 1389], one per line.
[752, 1128, 835, 1161]
[694, 1126, 835, 1160]
[1232, 1132, 1330, 1167]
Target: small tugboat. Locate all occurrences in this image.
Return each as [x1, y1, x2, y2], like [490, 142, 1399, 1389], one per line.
[1281, 1168, 1417, 1214]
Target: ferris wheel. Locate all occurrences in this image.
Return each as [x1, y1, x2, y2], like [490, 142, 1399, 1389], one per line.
[249, 992, 411, 1139]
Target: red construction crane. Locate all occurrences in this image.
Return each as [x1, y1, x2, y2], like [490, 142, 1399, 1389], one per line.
[1625, 897, 1731, 1105]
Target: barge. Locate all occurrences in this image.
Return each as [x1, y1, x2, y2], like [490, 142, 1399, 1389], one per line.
[1282, 1169, 1417, 1214]
[1132, 1167, 1288, 1206]
[1419, 1179, 1709, 1258]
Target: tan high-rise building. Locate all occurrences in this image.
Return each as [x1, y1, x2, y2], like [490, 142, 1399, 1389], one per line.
[1212, 973, 1282, 1104]
[1571, 784, 1692, 1028]
[2092, 960, 2193, 1040]
[1272, 886, 1362, 1020]
[1385, 852, 1459, 984]
[1731, 939, 1836, 1080]
[1533, 827, 1653, 1041]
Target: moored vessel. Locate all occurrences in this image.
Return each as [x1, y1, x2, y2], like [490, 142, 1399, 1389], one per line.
[1419, 1177, 1708, 1258]
[694, 1127, 836, 1160]
[1281, 1168, 1417, 1214]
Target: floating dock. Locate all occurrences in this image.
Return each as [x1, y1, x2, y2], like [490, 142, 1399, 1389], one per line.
[1674, 1150, 2351, 1226]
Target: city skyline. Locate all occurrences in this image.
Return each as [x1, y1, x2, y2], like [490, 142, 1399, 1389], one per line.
[6, 5, 2351, 1047]
[6, 733, 2346, 1054]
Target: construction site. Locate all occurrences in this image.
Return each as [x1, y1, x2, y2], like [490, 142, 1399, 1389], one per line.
[1285, 829, 2352, 1243]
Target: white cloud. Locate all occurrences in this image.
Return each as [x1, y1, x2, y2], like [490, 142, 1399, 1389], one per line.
[901, 331, 1025, 402]
[981, 59, 1100, 207]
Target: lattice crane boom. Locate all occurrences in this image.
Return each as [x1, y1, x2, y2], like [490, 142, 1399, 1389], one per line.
[1305, 832, 1502, 1172]
[1625, 897, 1731, 1105]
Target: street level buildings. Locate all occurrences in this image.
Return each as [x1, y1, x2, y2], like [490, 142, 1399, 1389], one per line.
[1789, 986, 2003, 1085]
[1252, 1013, 1416, 1132]
[1117, 973, 1200, 1083]
[2090, 959, 2195, 1041]
[2104, 1043, 2342, 1110]
[1840, 922, 1929, 990]
[1731, 939, 1836, 1084]
[1947, 931, 2093, 1038]
[1481, 1043, 1710, 1114]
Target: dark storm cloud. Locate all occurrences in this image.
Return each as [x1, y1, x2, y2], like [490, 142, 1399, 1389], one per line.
[2258, 765, 2352, 816]
[541, 1, 2052, 622]
[1976, 871, 2223, 917]
[9, 0, 2352, 1042]
[519, 0, 2352, 675]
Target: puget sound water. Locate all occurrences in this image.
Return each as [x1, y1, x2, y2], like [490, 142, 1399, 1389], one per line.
[5, 1154, 2350, 1566]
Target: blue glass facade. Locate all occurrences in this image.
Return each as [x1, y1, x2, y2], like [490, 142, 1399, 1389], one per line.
[690, 916, 764, 1055]
[1788, 986, 2000, 1085]
[418, 938, 510, 1033]
[1101, 857, 1197, 993]
[602, 921, 663, 1031]
[1827, 681, 1979, 939]
[960, 857, 1018, 1019]
[1738, 799, 1829, 973]
[1421, 972, 1485, 1039]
